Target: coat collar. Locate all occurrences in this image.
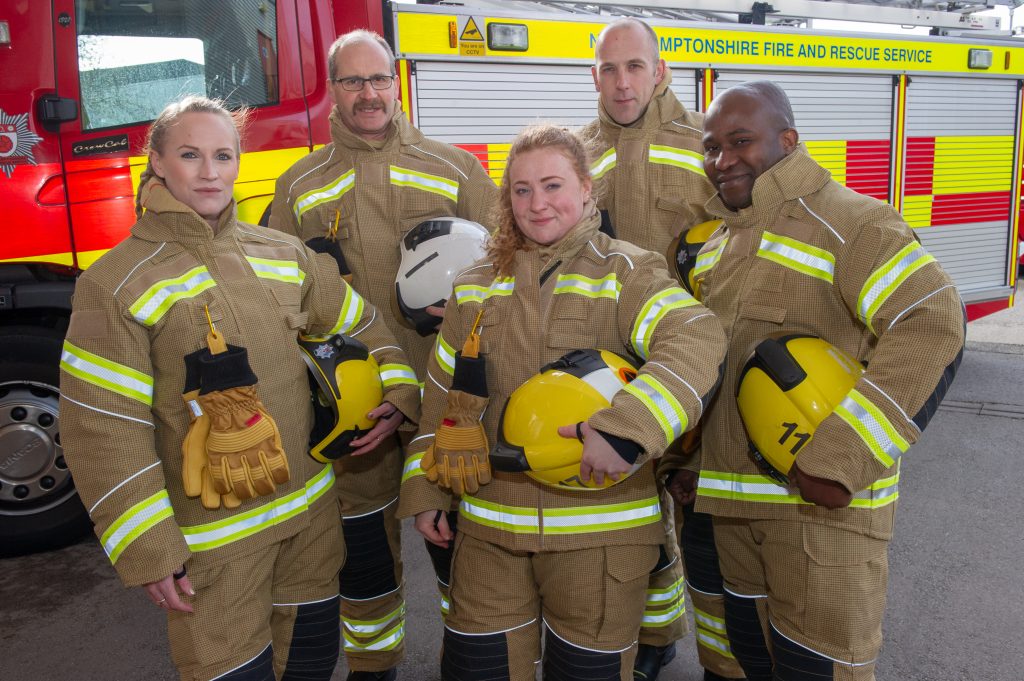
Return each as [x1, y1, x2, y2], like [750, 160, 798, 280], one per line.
[513, 201, 602, 270]
[705, 146, 831, 227]
[131, 177, 237, 244]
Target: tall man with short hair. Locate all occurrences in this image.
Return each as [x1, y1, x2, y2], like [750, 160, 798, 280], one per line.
[693, 80, 964, 680]
[582, 18, 745, 681]
[269, 30, 498, 681]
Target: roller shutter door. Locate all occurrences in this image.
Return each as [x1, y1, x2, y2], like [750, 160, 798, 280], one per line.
[903, 76, 1017, 299]
[411, 61, 698, 144]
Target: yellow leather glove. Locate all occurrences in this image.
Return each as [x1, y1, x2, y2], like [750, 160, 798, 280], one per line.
[421, 390, 491, 497]
[181, 389, 240, 510]
[198, 385, 289, 500]
[195, 345, 289, 501]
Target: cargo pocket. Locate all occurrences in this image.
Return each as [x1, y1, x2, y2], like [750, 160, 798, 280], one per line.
[271, 284, 308, 331]
[546, 302, 598, 354]
[598, 543, 659, 643]
[798, 523, 888, 662]
[655, 196, 698, 236]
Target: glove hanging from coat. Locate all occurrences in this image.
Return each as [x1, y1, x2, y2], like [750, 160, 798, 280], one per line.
[181, 349, 241, 510]
[421, 311, 492, 496]
[188, 318, 290, 502]
[306, 211, 353, 283]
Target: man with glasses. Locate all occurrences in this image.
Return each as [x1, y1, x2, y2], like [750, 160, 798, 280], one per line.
[269, 30, 497, 681]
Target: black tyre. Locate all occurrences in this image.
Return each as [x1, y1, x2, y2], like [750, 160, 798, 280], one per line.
[0, 325, 91, 557]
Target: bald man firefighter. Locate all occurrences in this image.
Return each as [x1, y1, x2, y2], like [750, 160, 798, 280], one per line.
[684, 80, 965, 680]
[580, 18, 745, 681]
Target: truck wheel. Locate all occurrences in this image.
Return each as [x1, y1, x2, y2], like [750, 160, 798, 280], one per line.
[0, 326, 91, 557]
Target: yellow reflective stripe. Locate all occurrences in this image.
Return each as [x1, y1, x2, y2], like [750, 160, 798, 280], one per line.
[552, 273, 621, 300]
[402, 451, 426, 483]
[834, 390, 909, 467]
[590, 147, 617, 180]
[623, 374, 688, 443]
[294, 168, 354, 220]
[435, 333, 456, 376]
[648, 144, 706, 176]
[342, 604, 405, 635]
[694, 237, 728, 278]
[379, 363, 417, 388]
[757, 232, 835, 284]
[542, 496, 661, 534]
[631, 286, 698, 360]
[453, 277, 514, 305]
[460, 495, 661, 535]
[328, 283, 366, 335]
[343, 619, 405, 652]
[101, 490, 173, 563]
[642, 597, 686, 626]
[389, 165, 458, 202]
[181, 466, 335, 551]
[439, 592, 450, 616]
[642, 575, 686, 627]
[460, 495, 540, 533]
[128, 266, 216, 326]
[696, 625, 735, 658]
[857, 242, 937, 333]
[60, 341, 154, 405]
[697, 470, 899, 508]
[647, 574, 686, 604]
[245, 256, 305, 285]
[694, 606, 728, 636]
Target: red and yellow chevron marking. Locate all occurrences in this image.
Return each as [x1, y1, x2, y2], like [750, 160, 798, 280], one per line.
[455, 143, 506, 184]
[903, 135, 1013, 228]
[805, 139, 891, 201]
[891, 74, 908, 212]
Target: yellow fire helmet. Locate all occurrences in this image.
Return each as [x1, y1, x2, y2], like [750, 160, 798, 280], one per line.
[667, 219, 723, 300]
[298, 334, 383, 463]
[736, 335, 864, 483]
[490, 349, 642, 491]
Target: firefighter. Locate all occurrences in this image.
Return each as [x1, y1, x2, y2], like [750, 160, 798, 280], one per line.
[268, 30, 498, 680]
[689, 81, 965, 680]
[399, 124, 727, 680]
[581, 18, 744, 681]
[58, 95, 420, 681]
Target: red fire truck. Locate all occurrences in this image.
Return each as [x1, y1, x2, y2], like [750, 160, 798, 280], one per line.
[1, 0, 1020, 553]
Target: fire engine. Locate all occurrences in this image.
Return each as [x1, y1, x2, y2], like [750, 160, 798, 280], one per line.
[1, 0, 1020, 553]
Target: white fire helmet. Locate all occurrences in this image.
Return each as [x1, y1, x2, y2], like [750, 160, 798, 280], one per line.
[395, 217, 490, 336]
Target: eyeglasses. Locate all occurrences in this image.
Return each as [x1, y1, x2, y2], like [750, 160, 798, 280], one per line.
[332, 75, 396, 92]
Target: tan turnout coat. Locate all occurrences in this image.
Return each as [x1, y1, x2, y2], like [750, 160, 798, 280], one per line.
[59, 182, 419, 587]
[690, 148, 965, 540]
[398, 207, 727, 552]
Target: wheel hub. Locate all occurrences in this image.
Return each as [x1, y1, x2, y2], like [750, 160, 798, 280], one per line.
[0, 383, 72, 512]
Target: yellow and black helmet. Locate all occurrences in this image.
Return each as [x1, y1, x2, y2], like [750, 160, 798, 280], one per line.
[490, 349, 641, 491]
[298, 334, 383, 463]
[667, 219, 723, 299]
[736, 335, 863, 483]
